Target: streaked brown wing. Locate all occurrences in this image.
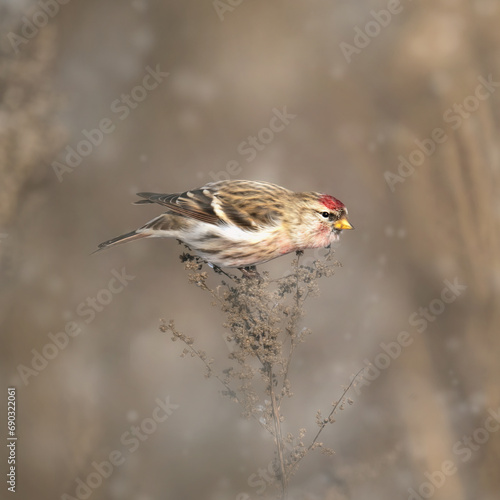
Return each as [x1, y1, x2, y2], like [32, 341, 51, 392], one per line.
[135, 180, 290, 230]
[212, 180, 290, 229]
[135, 188, 220, 225]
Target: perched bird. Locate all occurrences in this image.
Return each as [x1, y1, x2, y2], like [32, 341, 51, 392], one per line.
[96, 180, 353, 270]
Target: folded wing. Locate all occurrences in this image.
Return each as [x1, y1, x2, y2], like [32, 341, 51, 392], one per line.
[135, 180, 289, 231]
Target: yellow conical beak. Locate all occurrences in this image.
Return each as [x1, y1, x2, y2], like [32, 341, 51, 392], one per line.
[334, 217, 354, 230]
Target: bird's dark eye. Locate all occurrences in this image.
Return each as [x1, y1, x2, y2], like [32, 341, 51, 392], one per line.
[321, 212, 330, 218]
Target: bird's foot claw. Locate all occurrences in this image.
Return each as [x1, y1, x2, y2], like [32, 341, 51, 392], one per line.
[239, 266, 262, 280]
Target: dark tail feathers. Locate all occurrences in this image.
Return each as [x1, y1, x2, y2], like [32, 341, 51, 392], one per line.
[93, 230, 148, 254]
[133, 192, 159, 205]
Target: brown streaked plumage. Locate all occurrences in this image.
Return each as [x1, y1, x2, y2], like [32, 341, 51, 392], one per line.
[96, 180, 353, 268]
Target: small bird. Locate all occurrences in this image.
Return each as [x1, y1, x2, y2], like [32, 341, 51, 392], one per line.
[96, 180, 353, 270]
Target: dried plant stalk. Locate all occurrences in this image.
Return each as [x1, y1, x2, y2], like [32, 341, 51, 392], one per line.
[161, 245, 362, 498]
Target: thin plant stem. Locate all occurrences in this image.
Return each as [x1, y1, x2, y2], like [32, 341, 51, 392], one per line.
[287, 366, 365, 479]
[267, 363, 287, 499]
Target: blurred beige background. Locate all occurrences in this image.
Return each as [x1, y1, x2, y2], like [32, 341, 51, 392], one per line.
[1, 0, 499, 499]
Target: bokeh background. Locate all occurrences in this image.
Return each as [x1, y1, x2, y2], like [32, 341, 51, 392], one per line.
[1, 0, 499, 499]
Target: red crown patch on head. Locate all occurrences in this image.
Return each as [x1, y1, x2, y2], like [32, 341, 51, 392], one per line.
[319, 194, 344, 210]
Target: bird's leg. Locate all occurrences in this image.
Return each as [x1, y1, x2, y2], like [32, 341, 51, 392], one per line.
[238, 265, 262, 280]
